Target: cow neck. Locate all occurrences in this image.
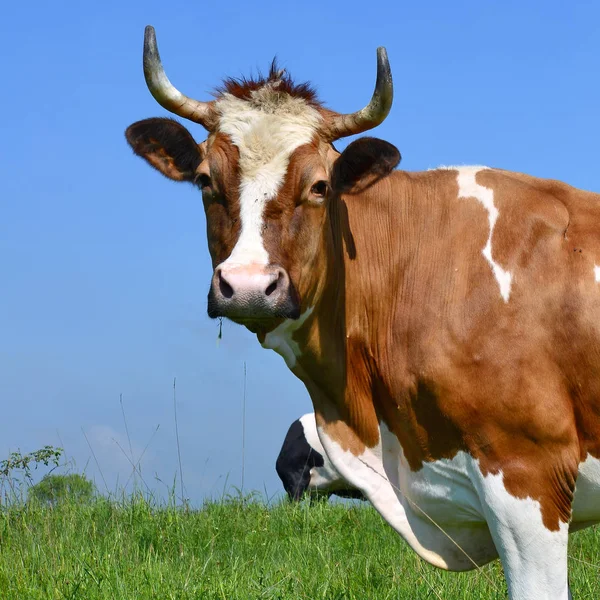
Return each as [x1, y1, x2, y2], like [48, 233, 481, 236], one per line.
[286, 208, 346, 400]
[301, 171, 441, 455]
[289, 186, 390, 452]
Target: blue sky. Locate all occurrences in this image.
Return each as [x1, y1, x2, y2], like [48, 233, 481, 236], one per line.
[1, 0, 598, 503]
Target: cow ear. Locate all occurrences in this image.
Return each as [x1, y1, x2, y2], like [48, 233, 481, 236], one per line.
[331, 137, 400, 193]
[125, 117, 203, 182]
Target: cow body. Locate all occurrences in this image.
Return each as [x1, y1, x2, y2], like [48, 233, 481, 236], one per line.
[127, 26, 599, 599]
[276, 413, 364, 500]
[262, 165, 600, 581]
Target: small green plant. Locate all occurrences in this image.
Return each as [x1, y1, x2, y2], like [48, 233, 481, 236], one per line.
[0, 446, 63, 503]
[0, 446, 63, 480]
[29, 473, 95, 506]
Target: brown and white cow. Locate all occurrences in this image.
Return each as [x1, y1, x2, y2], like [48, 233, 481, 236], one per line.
[126, 26, 600, 600]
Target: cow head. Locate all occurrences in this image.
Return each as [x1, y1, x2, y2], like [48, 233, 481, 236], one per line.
[126, 26, 399, 334]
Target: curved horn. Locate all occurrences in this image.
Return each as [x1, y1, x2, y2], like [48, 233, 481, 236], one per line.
[324, 47, 393, 141]
[143, 26, 216, 130]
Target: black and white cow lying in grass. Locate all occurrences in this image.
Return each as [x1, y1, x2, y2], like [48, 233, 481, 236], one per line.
[276, 413, 365, 501]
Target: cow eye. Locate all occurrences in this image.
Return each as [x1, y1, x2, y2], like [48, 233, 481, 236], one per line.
[196, 173, 212, 189]
[310, 180, 328, 197]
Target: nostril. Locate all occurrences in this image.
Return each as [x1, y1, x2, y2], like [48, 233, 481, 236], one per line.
[219, 272, 234, 299]
[265, 271, 283, 297]
[265, 277, 279, 297]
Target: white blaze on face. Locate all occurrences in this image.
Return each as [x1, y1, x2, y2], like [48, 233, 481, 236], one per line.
[594, 265, 600, 283]
[456, 166, 512, 302]
[215, 88, 322, 268]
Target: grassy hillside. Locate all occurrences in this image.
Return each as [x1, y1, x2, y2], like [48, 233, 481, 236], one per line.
[0, 496, 598, 599]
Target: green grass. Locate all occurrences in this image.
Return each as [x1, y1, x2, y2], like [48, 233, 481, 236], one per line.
[0, 496, 597, 599]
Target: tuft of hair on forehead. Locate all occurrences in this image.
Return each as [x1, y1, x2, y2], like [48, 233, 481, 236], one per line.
[215, 58, 321, 106]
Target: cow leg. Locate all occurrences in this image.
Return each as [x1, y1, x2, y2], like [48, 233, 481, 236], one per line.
[470, 464, 571, 600]
[485, 507, 569, 600]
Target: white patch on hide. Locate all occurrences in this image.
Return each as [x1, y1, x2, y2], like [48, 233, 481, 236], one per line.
[315, 422, 497, 570]
[299, 413, 346, 491]
[433, 164, 488, 171]
[456, 166, 512, 302]
[572, 453, 600, 524]
[262, 307, 313, 368]
[470, 462, 570, 599]
[316, 417, 578, 595]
